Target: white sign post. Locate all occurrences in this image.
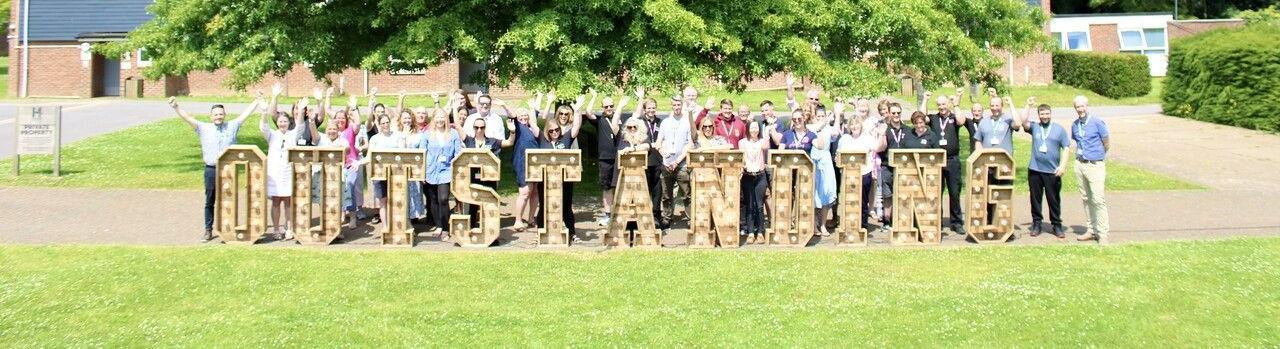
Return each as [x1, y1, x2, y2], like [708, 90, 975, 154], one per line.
[14, 106, 62, 176]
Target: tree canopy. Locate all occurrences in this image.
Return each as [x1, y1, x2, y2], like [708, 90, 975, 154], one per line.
[102, 0, 1048, 96]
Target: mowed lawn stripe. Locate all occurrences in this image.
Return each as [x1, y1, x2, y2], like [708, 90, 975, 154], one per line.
[0, 238, 1276, 347]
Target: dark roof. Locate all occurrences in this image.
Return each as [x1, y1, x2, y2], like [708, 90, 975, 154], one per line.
[23, 0, 153, 41]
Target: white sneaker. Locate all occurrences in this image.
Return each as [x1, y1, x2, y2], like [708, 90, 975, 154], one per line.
[597, 216, 610, 226]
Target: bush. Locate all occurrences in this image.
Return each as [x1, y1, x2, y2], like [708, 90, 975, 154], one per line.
[1053, 50, 1151, 98]
[1162, 25, 1280, 132]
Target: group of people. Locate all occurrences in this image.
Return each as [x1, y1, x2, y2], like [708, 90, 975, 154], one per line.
[177, 74, 1111, 246]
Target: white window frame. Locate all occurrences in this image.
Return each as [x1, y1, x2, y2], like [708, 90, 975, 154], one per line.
[1056, 31, 1091, 51]
[1117, 27, 1168, 56]
[136, 48, 152, 67]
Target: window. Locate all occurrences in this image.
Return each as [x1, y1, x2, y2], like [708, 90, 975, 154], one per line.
[1118, 28, 1167, 56]
[1062, 31, 1090, 51]
[137, 48, 152, 67]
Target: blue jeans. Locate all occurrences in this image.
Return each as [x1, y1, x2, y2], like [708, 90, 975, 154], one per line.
[204, 165, 216, 232]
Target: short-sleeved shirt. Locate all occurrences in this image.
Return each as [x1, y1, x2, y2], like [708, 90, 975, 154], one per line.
[902, 128, 941, 150]
[196, 119, 245, 166]
[837, 132, 877, 175]
[540, 135, 575, 150]
[464, 111, 508, 140]
[463, 136, 502, 157]
[881, 125, 909, 168]
[928, 112, 963, 157]
[1072, 115, 1109, 161]
[658, 115, 692, 167]
[594, 113, 618, 160]
[695, 113, 747, 149]
[1027, 122, 1071, 173]
[974, 114, 1015, 155]
[780, 129, 816, 152]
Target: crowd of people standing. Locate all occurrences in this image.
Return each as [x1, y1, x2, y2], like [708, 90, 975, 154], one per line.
[175, 74, 1111, 246]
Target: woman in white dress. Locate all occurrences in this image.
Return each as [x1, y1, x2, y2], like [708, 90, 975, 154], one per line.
[261, 97, 315, 240]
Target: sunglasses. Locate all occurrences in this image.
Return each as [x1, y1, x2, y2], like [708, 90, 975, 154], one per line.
[556, 112, 571, 116]
[808, 97, 819, 101]
[626, 126, 637, 130]
[701, 125, 714, 130]
[475, 126, 485, 130]
[604, 105, 615, 108]
[547, 128, 561, 133]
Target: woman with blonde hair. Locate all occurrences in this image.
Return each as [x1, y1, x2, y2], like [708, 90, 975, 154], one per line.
[419, 109, 462, 239]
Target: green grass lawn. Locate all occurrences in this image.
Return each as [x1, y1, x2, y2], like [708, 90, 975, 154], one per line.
[1, 238, 1277, 346]
[0, 115, 1198, 193]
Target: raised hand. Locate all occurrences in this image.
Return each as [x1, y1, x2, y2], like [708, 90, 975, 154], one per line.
[312, 87, 323, 100]
[1026, 96, 1037, 107]
[635, 86, 646, 99]
[347, 95, 358, 107]
[785, 72, 795, 87]
[167, 96, 178, 109]
[325, 86, 335, 97]
[986, 87, 998, 98]
[955, 87, 965, 97]
[369, 87, 379, 96]
[922, 91, 933, 102]
[493, 98, 507, 107]
[271, 82, 284, 97]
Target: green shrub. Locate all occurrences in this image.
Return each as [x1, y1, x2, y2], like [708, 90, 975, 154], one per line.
[1162, 25, 1280, 132]
[1053, 50, 1151, 98]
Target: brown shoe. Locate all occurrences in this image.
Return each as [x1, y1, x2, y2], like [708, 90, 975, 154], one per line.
[1076, 232, 1097, 241]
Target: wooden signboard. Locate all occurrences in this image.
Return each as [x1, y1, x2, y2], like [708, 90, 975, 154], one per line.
[287, 146, 346, 245]
[525, 149, 583, 246]
[449, 148, 503, 247]
[604, 151, 660, 248]
[766, 150, 815, 247]
[687, 149, 745, 248]
[834, 150, 871, 246]
[215, 145, 268, 244]
[966, 149, 1016, 243]
[887, 149, 947, 245]
[368, 150, 426, 247]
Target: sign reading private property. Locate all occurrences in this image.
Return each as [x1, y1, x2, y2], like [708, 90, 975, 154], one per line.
[13, 105, 63, 176]
[16, 106, 60, 155]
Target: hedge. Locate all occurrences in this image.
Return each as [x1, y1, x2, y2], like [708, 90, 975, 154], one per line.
[1162, 25, 1280, 132]
[1052, 50, 1151, 99]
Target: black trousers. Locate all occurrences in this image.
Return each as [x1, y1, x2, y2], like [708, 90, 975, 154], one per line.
[942, 155, 964, 228]
[420, 182, 432, 226]
[741, 171, 767, 235]
[646, 166, 663, 226]
[1028, 170, 1063, 227]
[533, 183, 577, 237]
[860, 173, 874, 227]
[204, 165, 216, 232]
[426, 183, 451, 229]
[467, 180, 497, 228]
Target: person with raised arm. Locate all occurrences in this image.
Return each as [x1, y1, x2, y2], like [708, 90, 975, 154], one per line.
[584, 90, 631, 226]
[1020, 97, 1071, 239]
[169, 89, 262, 242]
[262, 86, 313, 241]
[509, 93, 545, 232]
[924, 87, 970, 236]
[536, 98, 586, 241]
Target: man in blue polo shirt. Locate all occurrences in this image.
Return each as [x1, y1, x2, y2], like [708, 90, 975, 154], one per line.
[170, 95, 262, 242]
[1021, 98, 1071, 239]
[1070, 95, 1110, 244]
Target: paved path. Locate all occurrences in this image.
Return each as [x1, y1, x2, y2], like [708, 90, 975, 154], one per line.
[1, 102, 1277, 249]
[0, 99, 256, 159]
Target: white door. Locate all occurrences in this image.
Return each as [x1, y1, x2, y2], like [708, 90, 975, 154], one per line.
[1147, 53, 1167, 77]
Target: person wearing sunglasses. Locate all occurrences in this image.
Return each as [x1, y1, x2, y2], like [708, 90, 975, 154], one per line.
[876, 103, 907, 230]
[536, 104, 584, 241]
[463, 94, 513, 142]
[458, 117, 504, 229]
[784, 72, 823, 113]
[694, 98, 747, 149]
[583, 91, 631, 226]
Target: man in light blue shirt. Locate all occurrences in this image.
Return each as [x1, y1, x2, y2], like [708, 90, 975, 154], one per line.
[1020, 98, 1071, 238]
[170, 96, 261, 242]
[655, 95, 694, 230]
[1070, 95, 1110, 244]
[973, 96, 1021, 156]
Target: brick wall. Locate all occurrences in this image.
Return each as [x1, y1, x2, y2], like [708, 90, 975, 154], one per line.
[1167, 19, 1244, 40]
[24, 45, 90, 97]
[1088, 23, 1120, 53]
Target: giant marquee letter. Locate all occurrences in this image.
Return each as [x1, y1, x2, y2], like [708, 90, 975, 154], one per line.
[766, 150, 816, 247]
[687, 149, 745, 248]
[368, 150, 426, 247]
[887, 149, 947, 245]
[288, 146, 345, 245]
[216, 145, 268, 244]
[834, 150, 870, 246]
[525, 149, 583, 246]
[966, 148, 1016, 243]
[605, 151, 660, 248]
[449, 148, 502, 247]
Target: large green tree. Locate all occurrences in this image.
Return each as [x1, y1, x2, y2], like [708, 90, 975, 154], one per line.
[103, 0, 1048, 96]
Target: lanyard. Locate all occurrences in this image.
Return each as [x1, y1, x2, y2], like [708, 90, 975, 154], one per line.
[1039, 124, 1052, 143]
[890, 127, 904, 144]
[717, 116, 733, 138]
[938, 115, 952, 137]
